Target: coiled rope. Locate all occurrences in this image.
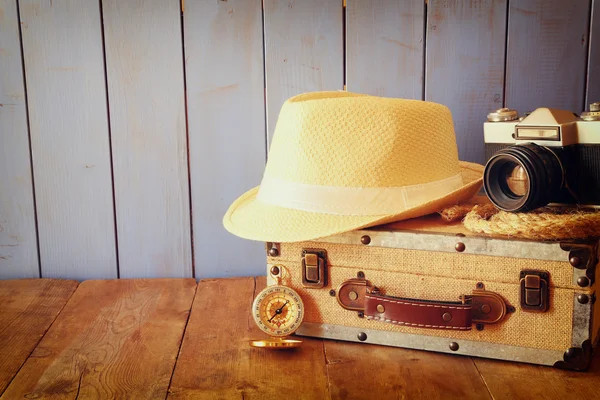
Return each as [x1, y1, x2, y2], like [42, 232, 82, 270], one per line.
[439, 202, 600, 240]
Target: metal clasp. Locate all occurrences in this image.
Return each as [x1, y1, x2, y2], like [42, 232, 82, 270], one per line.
[520, 270, 549, 312]
[460, 285, 510, 326]
[301, 249, 327, 288]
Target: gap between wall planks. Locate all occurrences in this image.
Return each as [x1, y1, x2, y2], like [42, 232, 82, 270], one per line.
[102, 0, 192, 278]
[19, 0, 117, 280]
[263, 0, 344, 147]
[345, 0, 425, 100]
[587, 0, 600, 106]
[2, 1, 600, 281]
[0, 0, 39, 278]
[184, 0, 266, 279]
[425, 0, 507, 166]
[505, 0, 591, 114]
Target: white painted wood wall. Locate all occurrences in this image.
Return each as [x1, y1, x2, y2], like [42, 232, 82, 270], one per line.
[1, 0, 598, 280]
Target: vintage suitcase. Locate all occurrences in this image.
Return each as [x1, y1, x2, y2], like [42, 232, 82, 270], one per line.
[264, 212, 600, 371]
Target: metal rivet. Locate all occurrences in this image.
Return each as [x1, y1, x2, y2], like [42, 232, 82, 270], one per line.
[578, 294, 590, 304]
[357, 311, 365, 318]
[476, 282, 484, 289]
[360, 235, 371, 245]
[565, 348, 577, 358]
[329, 289, 336, 297]
[455, 242, 466, 252]
[442, 312, 452, 322]
[270, 266, 280, 275]
[481, 304, 491, 314]
[577, 276, 590, 287]
[268, 247, 279, 257]
[357, 332, 367, 341]
[570, 256, 582, 267]
[476, 323, 484, 331]
[348, 291, 358, 301]
[357, 271, 365, 279]
[376, 304, 385, 313]
[449, 342, 459, 351]
[507, 306, 516, 313]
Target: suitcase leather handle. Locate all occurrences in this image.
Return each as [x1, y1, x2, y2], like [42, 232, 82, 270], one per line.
[336, 278, 509, 331]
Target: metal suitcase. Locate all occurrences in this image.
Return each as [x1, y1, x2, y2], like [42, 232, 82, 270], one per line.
[265, 212, 600, 371]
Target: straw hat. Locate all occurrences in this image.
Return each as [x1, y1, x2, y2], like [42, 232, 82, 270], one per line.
[223, 91, 483, 242]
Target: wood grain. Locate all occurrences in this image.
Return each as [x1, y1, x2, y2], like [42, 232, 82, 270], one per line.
[505, 0, 590, 113]
[264, 0, 344, 146]
[346, 0, 425, 99]
[0, 279, 77, 395]
[0, 0, 39, 278]
[325, 341, 491, 399]
[184, 0, 266, 279]
[167, 277, 329, 399]
[19, 0, 117, 279]
[103, 0, 193, 278]
[586, 0, 600, 106]
[473, 353, 600, 400]
[1, 279, 196, 399]
[3, 277, 600, 398]
[425, 0, 508, 165]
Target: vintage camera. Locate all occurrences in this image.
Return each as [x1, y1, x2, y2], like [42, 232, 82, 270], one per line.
[483, 102, 600, 212]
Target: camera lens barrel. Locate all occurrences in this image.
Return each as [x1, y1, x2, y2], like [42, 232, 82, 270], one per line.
[484, 143, 563, 212]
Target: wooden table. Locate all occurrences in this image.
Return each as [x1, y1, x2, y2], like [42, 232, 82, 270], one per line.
[1, 277, 599, 399]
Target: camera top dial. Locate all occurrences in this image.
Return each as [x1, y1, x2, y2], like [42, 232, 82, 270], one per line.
[487, 108, 519, 122]
[581, 102, 600, 121]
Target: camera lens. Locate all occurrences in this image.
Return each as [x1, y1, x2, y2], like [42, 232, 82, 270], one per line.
[504, 164, 529, 196]
[484, 143, 563, 212]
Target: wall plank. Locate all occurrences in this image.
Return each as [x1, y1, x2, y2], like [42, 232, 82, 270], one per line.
[264, 0, 344, 145]
[587, 0, 600, 106]
[19, 0, 116, 279]
[103, 0, 192, 278]
[0, 0, 39, 278]
[425, 0, 507, 165]
[184, 0, 266, 279]
[505, 0, 590, 113]
[346, 0, 424, 99]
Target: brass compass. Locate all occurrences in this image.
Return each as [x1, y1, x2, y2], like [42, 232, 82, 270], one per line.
[250, 267, 304, 349]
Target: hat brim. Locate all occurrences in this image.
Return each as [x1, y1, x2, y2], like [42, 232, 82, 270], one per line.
[223, 161, 484, 243]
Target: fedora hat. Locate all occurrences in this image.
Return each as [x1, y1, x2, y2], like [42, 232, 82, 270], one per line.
[223, 91, 483, 242]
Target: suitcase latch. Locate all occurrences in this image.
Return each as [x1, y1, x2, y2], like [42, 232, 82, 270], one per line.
[301, 249, 327, 288]
[520, 270, 549, 312]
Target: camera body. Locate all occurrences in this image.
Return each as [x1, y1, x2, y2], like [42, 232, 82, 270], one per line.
[483, 103, 600, 212]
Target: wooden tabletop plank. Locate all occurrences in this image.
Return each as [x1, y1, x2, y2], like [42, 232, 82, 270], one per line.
[324, 341, 491, 399]
[1, 278, 196, 399]
[167, 277, 329, 399]
[473, 352, 600, 400]
[0, 279, 78, 395]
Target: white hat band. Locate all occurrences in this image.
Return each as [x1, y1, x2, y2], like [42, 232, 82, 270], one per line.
[256, 173, 464, 215]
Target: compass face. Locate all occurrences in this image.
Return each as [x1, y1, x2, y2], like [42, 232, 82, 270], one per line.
[252, 285, 304, 337]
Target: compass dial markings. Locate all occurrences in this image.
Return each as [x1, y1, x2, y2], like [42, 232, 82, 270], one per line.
[252, 286, 304, 337]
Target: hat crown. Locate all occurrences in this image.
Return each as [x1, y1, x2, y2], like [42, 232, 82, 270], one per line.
[264, 92, 460, 188]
